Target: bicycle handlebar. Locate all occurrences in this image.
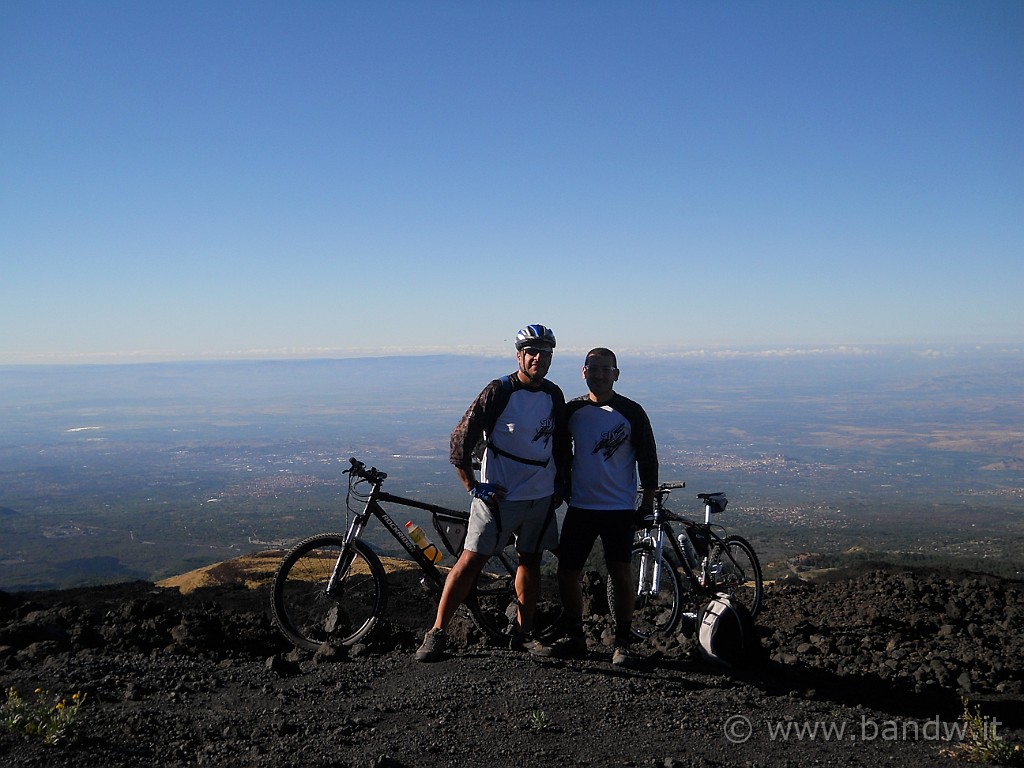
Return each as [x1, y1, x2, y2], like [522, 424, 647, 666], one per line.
[348, 459, 702, 512]
[658, 481, 686, 491]
[346, 457, 388, 483]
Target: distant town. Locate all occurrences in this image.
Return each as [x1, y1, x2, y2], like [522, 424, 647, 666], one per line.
[2, 349, 1022, 589]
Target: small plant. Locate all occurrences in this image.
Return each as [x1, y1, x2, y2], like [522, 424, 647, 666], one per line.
[942, 697, 1023, 765]
[2, 687, 87, 746]
[529, 709, 552, 731]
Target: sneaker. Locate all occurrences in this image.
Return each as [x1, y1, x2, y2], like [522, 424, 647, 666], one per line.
[611, 644, 640, 668]
[510, 631, 554, 657]
[415, 628, 448, 662]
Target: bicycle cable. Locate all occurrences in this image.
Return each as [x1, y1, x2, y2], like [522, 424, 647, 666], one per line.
[344, 469, 371, 526]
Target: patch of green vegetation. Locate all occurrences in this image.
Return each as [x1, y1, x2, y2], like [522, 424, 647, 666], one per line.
[2, 687, 87, 746]
[941, 698, 1024, 765]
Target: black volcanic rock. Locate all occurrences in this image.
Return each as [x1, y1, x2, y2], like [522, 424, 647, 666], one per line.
[1, 565, 1021, 767]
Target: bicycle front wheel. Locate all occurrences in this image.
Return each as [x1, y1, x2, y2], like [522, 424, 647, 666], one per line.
[609, 543, 685, 642]
[707, 535, 763, 618]
[272, 535, 388, 651]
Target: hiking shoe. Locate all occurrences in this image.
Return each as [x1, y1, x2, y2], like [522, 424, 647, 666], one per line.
[415, 628, 448, 662]
[611, 644, 640, 669]
[553, 633, 588, 658]
[510, 631, 554, 658]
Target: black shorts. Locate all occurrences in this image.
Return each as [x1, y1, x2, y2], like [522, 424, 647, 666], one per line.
[557, 506, 635, 570]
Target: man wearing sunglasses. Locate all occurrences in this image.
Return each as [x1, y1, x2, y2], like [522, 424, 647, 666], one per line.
[416, 324, 570, 662]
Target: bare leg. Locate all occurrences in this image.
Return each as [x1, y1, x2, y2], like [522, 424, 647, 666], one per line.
[431, 549, 487, 631]
[515, 551, 543, 633]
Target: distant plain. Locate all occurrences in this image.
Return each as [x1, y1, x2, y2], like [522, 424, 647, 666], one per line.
[1, 346, 1022, 590]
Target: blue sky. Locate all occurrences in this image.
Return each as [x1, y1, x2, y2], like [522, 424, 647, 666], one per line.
[2, 0, 1022, 364]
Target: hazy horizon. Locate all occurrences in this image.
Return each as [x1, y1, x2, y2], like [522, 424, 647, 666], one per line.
[2, 340, 1022, 368]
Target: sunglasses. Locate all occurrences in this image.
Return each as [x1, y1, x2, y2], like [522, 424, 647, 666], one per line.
[521, 347, 553, 358]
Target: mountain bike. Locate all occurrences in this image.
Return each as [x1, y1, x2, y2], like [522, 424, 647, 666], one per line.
[608, 482, 764, 642]
[272, 457, 526, 651]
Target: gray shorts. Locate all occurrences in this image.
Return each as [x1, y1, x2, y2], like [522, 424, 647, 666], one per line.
[464, 496, 558, 557]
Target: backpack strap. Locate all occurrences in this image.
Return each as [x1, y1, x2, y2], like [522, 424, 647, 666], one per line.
[482, 373, 552, 467]
[485, 441, 550, 468]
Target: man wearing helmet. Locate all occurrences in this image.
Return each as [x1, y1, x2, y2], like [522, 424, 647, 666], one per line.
[416, 324, 570, 662]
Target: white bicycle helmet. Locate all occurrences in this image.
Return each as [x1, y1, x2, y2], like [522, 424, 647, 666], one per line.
[515, 324, 557, 350]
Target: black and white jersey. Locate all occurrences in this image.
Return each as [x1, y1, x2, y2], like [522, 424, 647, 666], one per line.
[451, 373, 569, 502]
[565, 393, 658, 510]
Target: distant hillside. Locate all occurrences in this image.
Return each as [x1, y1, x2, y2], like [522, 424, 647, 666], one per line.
[156, 550, 422, 594]
[155, 550, 285, 593]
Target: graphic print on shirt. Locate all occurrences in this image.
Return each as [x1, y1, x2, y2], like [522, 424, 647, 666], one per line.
[592, 421, 628, 460]
[533, 417, 554, 448]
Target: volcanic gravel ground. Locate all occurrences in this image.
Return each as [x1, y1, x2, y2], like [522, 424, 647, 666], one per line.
[2, 563, 1022, 767]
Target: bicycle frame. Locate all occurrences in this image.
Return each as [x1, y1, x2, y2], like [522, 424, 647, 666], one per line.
[274, 457, 530, 650]
[331, 464, 519, 599]
[634, 494, 726, 603]
[331, 476, 459, 594]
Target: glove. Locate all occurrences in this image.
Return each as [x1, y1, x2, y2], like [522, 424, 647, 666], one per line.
[633, 505, 655, 530]
[471, 482, 506, 505]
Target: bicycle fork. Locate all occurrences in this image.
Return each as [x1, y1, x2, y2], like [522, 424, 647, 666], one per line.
[326, 505, 372, 594]
[635, 526, 666, 599]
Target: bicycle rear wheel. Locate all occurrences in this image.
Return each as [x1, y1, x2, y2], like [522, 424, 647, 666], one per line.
[707, 535, 763, 618]
[609, 542, 686, 642]
[466, 548, 519, 641]
[272, 535, 388, 651]
[466, 545, 558, 642]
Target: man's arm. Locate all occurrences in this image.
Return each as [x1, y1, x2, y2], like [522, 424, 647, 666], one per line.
[453, 464, 476, 494]
[550, 387, 573, 505]
[632, 404, 659, 504]
[450, 379, 505, 490]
